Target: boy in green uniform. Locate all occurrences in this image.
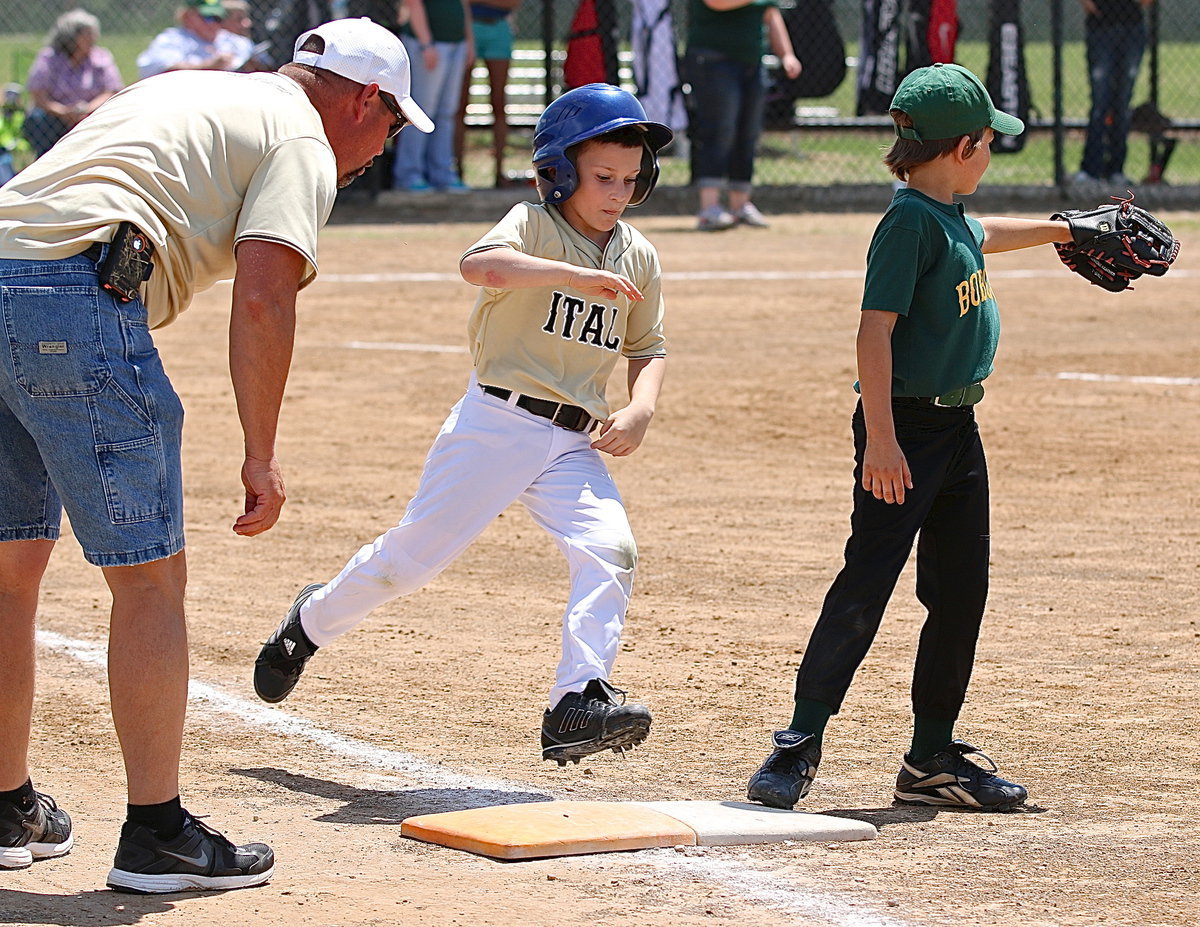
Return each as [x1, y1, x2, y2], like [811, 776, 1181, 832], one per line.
[747, 63, 1073, 811]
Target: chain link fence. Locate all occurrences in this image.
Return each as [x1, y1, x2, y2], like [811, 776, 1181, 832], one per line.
[1, 0, 1196, 193]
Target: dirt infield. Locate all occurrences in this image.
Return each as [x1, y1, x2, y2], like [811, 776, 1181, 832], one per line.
[5, 212, 1198, 927]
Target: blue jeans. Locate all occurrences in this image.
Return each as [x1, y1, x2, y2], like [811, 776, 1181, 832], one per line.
[1081, 22, 1146, 179]
[394, 37, 470, 189]
[0, 253, 185, 566]
[683, 47, 765, 191]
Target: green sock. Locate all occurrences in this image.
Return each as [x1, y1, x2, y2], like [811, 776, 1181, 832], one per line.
[788, 698, 834, 740]
[909, 716, 956, 762]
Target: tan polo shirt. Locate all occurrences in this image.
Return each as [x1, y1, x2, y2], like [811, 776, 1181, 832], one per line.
[461, 202, 667, 421]
[0, 69, 337, 329]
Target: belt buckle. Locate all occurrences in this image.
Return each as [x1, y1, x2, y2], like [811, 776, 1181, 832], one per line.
[551, 402, 577, 431]
[553, 403, 592, 432]
[933, 384, 984, 407]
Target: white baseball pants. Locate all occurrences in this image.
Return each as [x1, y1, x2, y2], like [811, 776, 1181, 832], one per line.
[297, 378, 636, 708]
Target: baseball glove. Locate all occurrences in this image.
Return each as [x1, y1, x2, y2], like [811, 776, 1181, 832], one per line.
[1051, 195, 1180, 292]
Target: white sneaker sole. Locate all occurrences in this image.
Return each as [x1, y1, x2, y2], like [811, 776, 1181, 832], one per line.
[0, 846, 32, 869]
[106, 864, 274, 894]
[0, 832, 73, 868]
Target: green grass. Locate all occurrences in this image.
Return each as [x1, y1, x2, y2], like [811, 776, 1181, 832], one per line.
[5, 33, 1198, 187]
[0, 34, 150, 86]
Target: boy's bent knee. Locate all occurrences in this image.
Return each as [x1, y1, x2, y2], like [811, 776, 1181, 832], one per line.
[582, 529, 637, 572]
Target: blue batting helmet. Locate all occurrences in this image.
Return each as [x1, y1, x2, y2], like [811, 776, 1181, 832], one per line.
[532, 83, 673, 207]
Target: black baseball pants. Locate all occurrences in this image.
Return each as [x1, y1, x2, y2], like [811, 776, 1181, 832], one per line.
[795, 399, 990, 721]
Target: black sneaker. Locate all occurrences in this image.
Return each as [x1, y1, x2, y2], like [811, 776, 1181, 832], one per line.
[0, 791, 73, 870]
[894, 740, 1027, 811]
[106, 810, 274, 893]
[254, 583, 323, 703]
[541, 679, 651, 766]
[746, 731, 822, 809]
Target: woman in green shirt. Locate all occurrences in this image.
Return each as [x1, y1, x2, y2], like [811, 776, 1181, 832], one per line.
[683, 0, 799, 230]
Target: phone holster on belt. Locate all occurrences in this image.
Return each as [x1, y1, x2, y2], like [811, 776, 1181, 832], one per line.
[97, 222, 154, 302]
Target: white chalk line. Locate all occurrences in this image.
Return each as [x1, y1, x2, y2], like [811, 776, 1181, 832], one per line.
[314, 268, 1199, 284]
[345, 340, 469, 354]
[35, 628, 913, 927]
[1057, 371, 1200, 387]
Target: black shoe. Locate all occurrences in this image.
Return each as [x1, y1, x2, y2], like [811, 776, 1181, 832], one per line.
[541, 679, 651, 766]
[746, 730, 822, 809]
[106, 810, 274, 893]
[0, 791, 73, 870]
[254, 583, 323, 703]
[894, 740, 1027, 811]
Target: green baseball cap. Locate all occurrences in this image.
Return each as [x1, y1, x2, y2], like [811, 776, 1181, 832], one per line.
[891, 63, 1024, 142]
[187, 0, 227, 17]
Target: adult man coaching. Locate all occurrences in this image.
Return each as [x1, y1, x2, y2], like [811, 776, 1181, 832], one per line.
[0, 18, 431, 892]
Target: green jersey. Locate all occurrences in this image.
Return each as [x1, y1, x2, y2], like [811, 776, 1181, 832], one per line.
[861, 187, 999, 397]
[687, 0, 776, 67]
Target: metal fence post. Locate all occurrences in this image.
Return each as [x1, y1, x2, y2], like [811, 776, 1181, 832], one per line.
[1149, 0, 1160, 111]
[1051, 0, 1064, 187]
[543, 0, 556, 108]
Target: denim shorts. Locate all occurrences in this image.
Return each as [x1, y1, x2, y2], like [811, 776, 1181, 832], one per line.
[472, 19, 513, 61]
[0, 253, 184, 566]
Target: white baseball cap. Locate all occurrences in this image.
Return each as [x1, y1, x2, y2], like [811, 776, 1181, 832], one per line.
[293, 17, 433, 133]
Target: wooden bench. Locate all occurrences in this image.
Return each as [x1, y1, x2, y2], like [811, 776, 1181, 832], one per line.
[462, 48, 635, 129]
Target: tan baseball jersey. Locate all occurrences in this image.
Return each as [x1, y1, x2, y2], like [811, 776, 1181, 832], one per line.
[0, 69, 337, 329]
[461, 202, 667, 421]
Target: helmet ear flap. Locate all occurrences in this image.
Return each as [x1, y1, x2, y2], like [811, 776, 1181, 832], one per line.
[539, 151, 579, 203]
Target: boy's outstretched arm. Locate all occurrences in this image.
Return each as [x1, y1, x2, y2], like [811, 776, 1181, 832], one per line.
[857, 310, 912, 505]
[591, 356, 665, 457]
[979, 217, 1072, 253]
[461, 248, 644, 301]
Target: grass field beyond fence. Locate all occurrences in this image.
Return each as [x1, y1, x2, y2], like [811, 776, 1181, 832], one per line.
[2, 33, 1197, 188]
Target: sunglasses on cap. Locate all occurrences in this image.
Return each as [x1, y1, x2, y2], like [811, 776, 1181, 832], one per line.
[379, 92, 408, 139]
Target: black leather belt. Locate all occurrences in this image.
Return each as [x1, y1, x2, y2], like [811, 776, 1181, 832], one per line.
[480, 385, 595, 432]
[896, 383, 985, 408]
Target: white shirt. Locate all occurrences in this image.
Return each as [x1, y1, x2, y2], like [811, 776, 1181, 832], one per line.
[137, 26, 255, 79]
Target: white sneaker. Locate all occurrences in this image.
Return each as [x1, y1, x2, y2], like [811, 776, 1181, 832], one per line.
[697, 204, 736, 232]
[1106, 172, 1136, 190]
[1070, 170, 1101, 186]
[734, 202, 770, 228]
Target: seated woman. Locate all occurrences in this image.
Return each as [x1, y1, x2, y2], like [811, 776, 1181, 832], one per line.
[24, 9, 124, 157]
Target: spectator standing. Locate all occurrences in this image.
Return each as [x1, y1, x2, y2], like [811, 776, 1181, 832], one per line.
[1074, 0, 1155, 188]
[683, 0, 801, 231]
[222, 0, 255, 34]
[137, 0, 258, 79]
[221, 0, 274, 70]
[23, 10, 124, 158]
[0, 17, 431, 890]
[394, 0, 475, 192]
[454, 0, 523, 188]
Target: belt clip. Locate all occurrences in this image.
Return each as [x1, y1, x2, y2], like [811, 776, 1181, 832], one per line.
[934, 383, 985, 407]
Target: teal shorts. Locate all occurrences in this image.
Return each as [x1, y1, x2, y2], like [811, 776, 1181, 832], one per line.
[472, 19, 513, 61]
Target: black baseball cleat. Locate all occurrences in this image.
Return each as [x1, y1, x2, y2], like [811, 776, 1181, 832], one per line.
[746, 730, 822, 809]
[254, 583, 323, 703]
[106, 810, 274, 894]
[541, 679, 651, 766]
[894, 740, 1027, 811]
[0, 790, 73, 870]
